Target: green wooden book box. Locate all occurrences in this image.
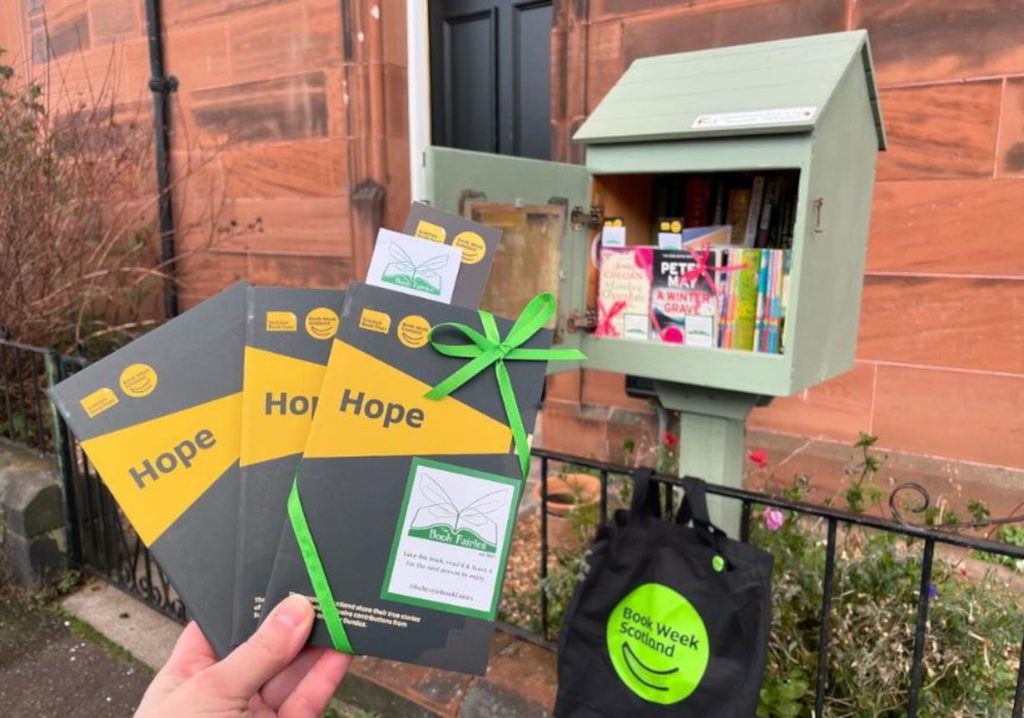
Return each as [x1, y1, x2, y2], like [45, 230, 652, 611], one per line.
[423, 30, 885, 398]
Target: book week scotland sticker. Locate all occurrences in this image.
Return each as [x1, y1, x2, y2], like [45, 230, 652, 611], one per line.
[606, 583, 710, 704]
[382, 458, 521, 620]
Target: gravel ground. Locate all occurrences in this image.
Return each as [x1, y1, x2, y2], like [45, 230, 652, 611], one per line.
[0, 590, 152, 717]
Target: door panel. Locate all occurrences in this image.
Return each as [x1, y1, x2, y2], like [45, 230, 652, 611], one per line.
[422, 146, 590, 362]
[513, 1, 552, 159]
[434, 5, 497, 153]
[430, 0, 553, 159]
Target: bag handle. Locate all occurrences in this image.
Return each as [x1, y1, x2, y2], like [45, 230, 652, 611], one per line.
[674, 476, 711, 526]
[675, 476, 730, 558]
[629, 467, 661, 520]
[630, 470, 730, 564]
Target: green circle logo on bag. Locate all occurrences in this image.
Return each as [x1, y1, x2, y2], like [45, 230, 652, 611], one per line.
[605, 583, 710, 704]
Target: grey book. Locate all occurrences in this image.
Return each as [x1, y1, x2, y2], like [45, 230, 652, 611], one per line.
[403, 202, 501, 308]
[230, 287, 346, 646]
[48, 282, 248, 658]
[262, 282, 550, 674]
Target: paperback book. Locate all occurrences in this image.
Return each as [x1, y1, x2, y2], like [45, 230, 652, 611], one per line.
[403, 202, 502, 308]
[595, 247, 653, 341]
[650, 248, 720, 347]
[262, 282, 551, 674]
[48, 282, 249, 657]
[232, 287, 345, 645]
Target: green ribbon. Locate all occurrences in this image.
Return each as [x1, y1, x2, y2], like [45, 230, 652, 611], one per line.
[287, 475, 353, 654]
[424, 293, 586, 478]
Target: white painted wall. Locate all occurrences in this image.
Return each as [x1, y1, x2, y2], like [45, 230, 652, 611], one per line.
[406, 0, 430, 203]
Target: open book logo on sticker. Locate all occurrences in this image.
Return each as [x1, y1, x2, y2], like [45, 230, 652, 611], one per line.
[408, 472, 508, 553]
[382, 242, 451, 297]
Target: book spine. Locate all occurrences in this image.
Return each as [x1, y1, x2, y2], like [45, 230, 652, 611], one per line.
[759, 252, 769, 352]
[715, 248, 726, 348]
[712, 178, 727, 226]
[733, 249, 760, 351]
[726, 189, 751, 246]
[769, 250, 781, 353]
[780, 250, 792, 352]
[756, 178, 776, 248]
[685, 176, 712, 227]
[753, 250, 769, 352]
[744, 176, 765, 247]
[726, 249, 739, 349]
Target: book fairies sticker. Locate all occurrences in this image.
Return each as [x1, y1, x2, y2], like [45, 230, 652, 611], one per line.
[382, 458, 521, 620]
[366, 228, 462, 304]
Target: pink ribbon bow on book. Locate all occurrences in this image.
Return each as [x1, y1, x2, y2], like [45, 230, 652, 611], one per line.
[682, 244, 746, 296]
[596, 298, 627, 336]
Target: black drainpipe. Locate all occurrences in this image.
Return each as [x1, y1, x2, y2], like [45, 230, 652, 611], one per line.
[143, 0, 180, 318]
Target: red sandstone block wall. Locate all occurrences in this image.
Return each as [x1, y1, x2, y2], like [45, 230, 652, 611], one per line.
[2, 0, 1021, 471]
[0, 0, 410, 307]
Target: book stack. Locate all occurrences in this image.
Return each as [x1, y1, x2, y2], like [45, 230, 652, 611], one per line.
[716, 248, 790, 352]
[596, 171, 795, 354]
[48, 203, 577, 676]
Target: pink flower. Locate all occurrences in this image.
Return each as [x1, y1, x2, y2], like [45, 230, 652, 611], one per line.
[764, 507, 785, 532]
[748, 449, 768, 469]
[663, 432, 679, 449]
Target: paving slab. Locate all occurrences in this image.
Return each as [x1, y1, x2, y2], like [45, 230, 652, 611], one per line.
[0, 589, 152, 717]
[62, 581, 183, 671]
[60, 579, 560, 718]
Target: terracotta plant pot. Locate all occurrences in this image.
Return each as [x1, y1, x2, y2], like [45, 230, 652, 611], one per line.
[533, 472, 602, 553]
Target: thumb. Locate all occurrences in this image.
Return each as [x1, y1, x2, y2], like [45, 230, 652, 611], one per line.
[207, 595, 315, 698]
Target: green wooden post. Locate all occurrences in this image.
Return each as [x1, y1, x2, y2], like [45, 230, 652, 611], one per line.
[654, 383, 770, 537]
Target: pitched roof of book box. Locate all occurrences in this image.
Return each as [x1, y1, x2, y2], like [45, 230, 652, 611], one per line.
[573, 30, 886, 150]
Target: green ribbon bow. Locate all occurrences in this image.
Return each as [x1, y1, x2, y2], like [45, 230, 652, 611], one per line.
[425, 292, 586, 478]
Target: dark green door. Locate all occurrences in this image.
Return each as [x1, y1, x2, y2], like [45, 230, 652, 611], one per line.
[429, 0, 553, 160]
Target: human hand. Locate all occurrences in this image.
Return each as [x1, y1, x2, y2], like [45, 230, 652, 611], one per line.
[135, 595, 350, 718]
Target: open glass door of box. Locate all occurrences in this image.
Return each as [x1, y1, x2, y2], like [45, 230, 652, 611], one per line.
[422, 147, 590, 372]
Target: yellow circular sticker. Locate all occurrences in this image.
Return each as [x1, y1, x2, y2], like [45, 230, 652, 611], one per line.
[305, 307, 340, 340]
[452, 231, 487, 265]
[397, 315, 431, 349]
[119, 364, 158, 398]
[670, 220, 683, 233]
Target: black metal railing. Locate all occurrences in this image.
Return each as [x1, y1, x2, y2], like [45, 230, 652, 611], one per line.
[521, 448, 1024, 718]
[4, 338, 1023, 715]
[0, 339, 54, 452]
[0, 338, 185, 623]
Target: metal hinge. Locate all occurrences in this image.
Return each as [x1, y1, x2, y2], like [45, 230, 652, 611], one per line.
[566, 309, 598, 334]
[571, 205, 603, 230]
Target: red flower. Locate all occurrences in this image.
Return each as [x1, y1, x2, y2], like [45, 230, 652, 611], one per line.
[747, 449, 768, 468]
[662, 432, 679, 449]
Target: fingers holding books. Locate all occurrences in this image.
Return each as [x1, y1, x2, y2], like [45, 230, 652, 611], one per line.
[135, 595, 350, 718]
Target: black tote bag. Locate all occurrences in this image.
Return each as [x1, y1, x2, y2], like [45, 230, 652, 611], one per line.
[554, 469, 773, 717]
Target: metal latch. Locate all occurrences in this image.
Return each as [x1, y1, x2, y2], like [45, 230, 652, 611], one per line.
[571, 205, 603, 230]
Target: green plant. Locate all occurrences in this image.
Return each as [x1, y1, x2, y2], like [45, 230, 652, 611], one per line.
[976, 524, 1024, 574]
[503, 435, 1023, 715]
[754, 436, 1021, 717]
[841, 432, 885, 514]
[29, 568, 82, 606]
